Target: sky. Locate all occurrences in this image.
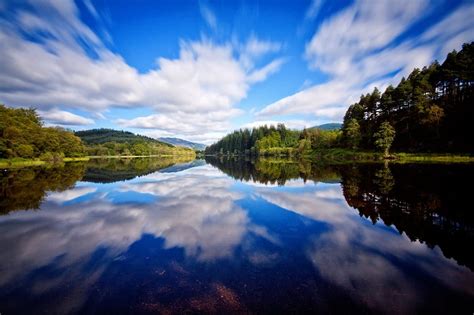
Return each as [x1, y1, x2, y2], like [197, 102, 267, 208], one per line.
[0, 0, 473, 144]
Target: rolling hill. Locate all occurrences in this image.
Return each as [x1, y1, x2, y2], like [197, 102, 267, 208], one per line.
[311, 123, 342, 130]
[158, 137, 207, 150]
[75, 129, 173, 146]
[74, 129, 196, 157]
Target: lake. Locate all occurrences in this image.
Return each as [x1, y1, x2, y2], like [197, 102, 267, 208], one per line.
[0, 157, 473, 314]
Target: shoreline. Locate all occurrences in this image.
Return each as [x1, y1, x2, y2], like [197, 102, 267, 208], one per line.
[2, 151, 473, 169]
[205, 150, 474, 163]
[0, 154, 196, 168]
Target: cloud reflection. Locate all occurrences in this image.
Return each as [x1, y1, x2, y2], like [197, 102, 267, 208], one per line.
[254, 183, 474, 313]
[0, 165, 256, 313]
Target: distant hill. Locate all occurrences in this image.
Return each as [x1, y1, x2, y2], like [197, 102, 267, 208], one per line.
[75, 129, 196, 157]
[159, 137, 206, 150]
[159, 159, 206, 173]
[75, 128, 172, 147]
[311, 123, 342, 130]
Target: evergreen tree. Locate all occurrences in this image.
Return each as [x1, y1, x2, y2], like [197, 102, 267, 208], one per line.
[344, 119, 361, 150]
[374, 122, 396, 157]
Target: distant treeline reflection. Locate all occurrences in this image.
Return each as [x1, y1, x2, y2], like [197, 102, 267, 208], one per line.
[205, 156, 341, 185]
[208, 157, 474, 270]
[82, 156, 193, 183]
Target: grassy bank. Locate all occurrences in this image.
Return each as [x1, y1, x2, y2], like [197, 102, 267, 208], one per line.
[207, 149, 474, 163]
[0, 157, 90, 168]
[308, 149, 474, 163]
[87, 154, 195, 159]
[0, 152, 196, 169]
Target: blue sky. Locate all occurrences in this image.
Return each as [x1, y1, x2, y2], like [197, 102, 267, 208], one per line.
[0, 0, 473, 144]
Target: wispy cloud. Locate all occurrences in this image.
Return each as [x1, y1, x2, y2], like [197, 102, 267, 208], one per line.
[199, 1, 217, 31]
[238, 34, 283, 70]
[247, 58, 286, 83]
[258, 0, 474, 121]
[83, 0, 99, 20]
[0, 0, 284, 143]
[38, 109, 94, 126]
[305, 0, 324, 20]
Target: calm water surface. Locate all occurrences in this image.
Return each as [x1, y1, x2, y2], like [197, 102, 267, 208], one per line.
[0, 158, 473, 314]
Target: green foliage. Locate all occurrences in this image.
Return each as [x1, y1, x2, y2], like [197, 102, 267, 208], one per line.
[205, 123, 300, 156]
[256, 132, 281, 150]
[374, 122, 396, 156]
[0, 105, 85, 159]
[75, 128, 195, 157]
[205, 123, 342, 157]
[342, 42, 474, 153]
[75, 128, 173, 146]
[304, 128, 341, 150]
[344, 119, 361, 149]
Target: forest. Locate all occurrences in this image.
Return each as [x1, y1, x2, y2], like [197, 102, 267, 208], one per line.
[0, 108, 195, 162]
[75, 129, 195, 157]
[206, 42, 474, 157]
[0, 105, 85, 160]
[342, 42, 473, 153]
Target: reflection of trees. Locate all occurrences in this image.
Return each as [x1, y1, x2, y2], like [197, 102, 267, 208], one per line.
[209, 157, 474, 270]
[373, 163, 394, 195]
[341, 163, 474, 270]
[0, 166, 254, 314]
[83, 156, 194, 183]
[0, 163, 86, 214]
[0, 157, 196, 214]
[205, 156, 341, 185]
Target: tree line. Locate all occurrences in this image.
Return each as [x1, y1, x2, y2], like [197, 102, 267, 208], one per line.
[0, 105, 85, 160]
[206, 42, 474, 156]
[205, 124, 304, 156]
[75, 129, 195, 157]
[0, 108, 195, 160]
[342, 42, 474, 153]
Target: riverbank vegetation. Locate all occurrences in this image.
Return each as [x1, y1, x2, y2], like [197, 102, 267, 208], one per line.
[75, 129, 196, 157]
[206, 42, 474, 161]
[0, 105, 85, 161]
[0, 107, 195, 166]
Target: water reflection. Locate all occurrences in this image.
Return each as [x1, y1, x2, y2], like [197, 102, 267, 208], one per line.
[341, 163, 474, 271]
[206, 156, 341, 185]
[0, 163, 86, 214]
[0, 158, 472, 314]
[83, 156, 196, 183]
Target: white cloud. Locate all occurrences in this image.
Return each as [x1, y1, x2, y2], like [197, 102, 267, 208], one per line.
[305, 0, 428, 73]
[83, 0, 99, 20]
[247, 58, 285, 83]
[420, 4, 474, 57]
[0, 1, 284, 143]
[117, 108, 242, 134]
[258, 1, 474, 121]
[258, 81, 353, 118]
[199, 1, 217, 31]
[239, 34, 283, 70]
[305, 0, 324, 20]
[38, 108, 95, 126]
